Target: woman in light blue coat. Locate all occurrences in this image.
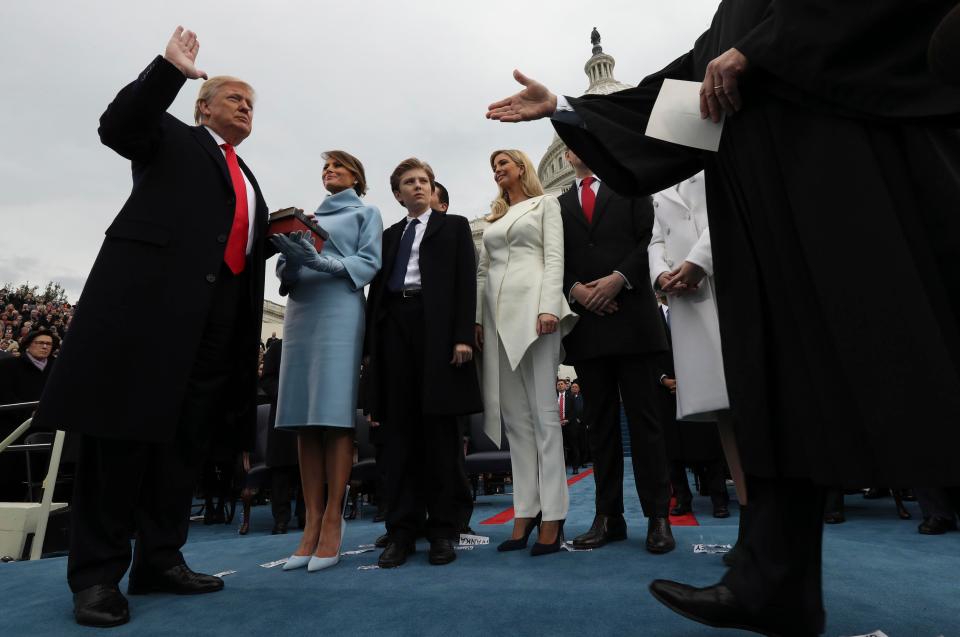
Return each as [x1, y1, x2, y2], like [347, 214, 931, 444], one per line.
[271, 150, 382, 572]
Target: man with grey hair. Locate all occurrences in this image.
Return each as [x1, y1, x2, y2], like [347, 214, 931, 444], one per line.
[33, 26, 272, 627]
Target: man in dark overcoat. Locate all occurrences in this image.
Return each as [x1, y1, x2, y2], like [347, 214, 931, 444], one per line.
[558, 149, 674, 554]
[364, 158, 482, 568]
[32, 27, 272, 627]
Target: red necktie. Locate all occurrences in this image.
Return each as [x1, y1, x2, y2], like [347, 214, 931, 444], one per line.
[580, 176, 596, 223]
[559, 393, 566, 420]
[221, 143, 249, 274]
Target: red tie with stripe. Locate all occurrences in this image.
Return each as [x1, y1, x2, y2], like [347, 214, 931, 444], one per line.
[221, 143, 249, 274]
[580, 176, 596, 223]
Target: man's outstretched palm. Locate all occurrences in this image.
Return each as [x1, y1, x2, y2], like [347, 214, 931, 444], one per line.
[486, 70, 557, 122]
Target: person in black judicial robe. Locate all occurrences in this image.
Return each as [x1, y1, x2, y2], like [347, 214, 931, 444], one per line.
[364, 159, 482, 568]
[555, 156, 674, 553]
[31, 28, 272, 627]
[487, 3, 960, 634]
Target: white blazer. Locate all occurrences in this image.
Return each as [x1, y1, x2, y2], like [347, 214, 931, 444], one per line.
[649, 172, 729, 420]
[476, 194, 578, 443]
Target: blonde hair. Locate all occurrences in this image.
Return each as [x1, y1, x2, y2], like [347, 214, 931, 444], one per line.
[194, 76, 256, 125]
[486, 149, 544, 222]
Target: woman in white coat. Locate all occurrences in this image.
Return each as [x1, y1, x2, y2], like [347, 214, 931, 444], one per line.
[475, 149, 577, 556]
[649, 172, 746, 510]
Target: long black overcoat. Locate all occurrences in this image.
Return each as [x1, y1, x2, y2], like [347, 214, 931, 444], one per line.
[33, 56, 271, 449]
[364, 212, 482, 420]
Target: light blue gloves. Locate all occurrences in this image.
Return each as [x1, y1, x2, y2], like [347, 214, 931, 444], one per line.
[271, 231, 345, 275]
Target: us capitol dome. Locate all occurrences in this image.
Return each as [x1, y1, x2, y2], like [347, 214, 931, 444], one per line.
[537, 28, 633, 195]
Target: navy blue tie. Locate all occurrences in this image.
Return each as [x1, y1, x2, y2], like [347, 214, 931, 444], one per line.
[387, 218, 419, 291]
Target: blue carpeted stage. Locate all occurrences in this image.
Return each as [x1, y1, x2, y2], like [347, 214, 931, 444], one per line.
[2, 461, 958, 636]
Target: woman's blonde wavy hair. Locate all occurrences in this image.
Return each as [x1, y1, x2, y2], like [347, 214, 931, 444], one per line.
[486, 149, 544, 222]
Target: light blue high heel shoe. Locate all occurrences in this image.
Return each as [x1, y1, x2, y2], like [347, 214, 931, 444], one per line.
[282, 554, 311, 571]
[307, 518, 346, 572]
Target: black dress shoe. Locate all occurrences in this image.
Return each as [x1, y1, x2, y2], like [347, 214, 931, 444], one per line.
[670, 501, 692, 516]
[649, 580, 810, 637]
[459, 525, 477, 536]
[375, 532, 390, 548]
[272, 522, 288, 535]
[571, 514, 627, 549]
[378, 541, 415, 568]
[646, 516, 676, 554]
[73, 584, 129, 628]
[428, 539, 457, 565]
[128, 564, 224, 596]
[713, 504, 730, 519]
[823, 511, 846, 524]
[918, 516, 958, 535]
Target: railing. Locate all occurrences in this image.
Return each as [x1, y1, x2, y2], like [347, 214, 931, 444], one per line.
[0, 401, 65, 560]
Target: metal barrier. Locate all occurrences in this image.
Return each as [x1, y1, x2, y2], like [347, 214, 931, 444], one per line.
[0, 401, 67, 560]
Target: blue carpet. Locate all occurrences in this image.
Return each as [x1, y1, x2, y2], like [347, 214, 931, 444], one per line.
[2, 462, 958, 636]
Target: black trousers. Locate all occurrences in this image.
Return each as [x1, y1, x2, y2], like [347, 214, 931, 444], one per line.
[722, 475, 826, 635]
[575, 355, 671, 518]
[67, 266, 248, 592]
[669, 461, 694, 506]
[270, 466, 304, 525]
[455, 415, 474, 530]
[562, 421, 582, 469]
[379, 296, 461, 544]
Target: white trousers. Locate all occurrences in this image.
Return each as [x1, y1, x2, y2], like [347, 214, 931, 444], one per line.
[498, 334, 569, 521]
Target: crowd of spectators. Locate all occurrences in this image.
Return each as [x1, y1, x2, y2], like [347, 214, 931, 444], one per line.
[0, 286, 73, 358]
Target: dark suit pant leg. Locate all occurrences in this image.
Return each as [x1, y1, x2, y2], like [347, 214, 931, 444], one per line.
[617, 355, 671, 517]
[669, 460, 693, 506]
[455, 416, 474, 529]
[422, 414, 462, 542]
[575, 359, 625, 516]
[271, 467, 296, 525]
[67, 435, 148, 592]
[721, 476, 826, 634]
[914, 487, 959, 520]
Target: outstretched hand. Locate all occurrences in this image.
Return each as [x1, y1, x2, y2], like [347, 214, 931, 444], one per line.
[700, 47, 748, 123]
[164, 26, 208, 80]
[486, 70, 558, 123]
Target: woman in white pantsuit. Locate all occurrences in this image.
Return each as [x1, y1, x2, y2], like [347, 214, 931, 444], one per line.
[475, 149, 577, 556]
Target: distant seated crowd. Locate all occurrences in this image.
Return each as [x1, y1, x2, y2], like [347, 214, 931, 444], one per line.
[0, 288, 73, 358]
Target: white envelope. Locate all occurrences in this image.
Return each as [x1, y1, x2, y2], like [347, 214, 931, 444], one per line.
[645, 79, 724, 152]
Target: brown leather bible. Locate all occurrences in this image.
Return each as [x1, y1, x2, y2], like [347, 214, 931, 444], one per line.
[267, 207, 329, 252]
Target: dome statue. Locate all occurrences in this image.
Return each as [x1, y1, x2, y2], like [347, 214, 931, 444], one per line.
[537, 30, 633, 195]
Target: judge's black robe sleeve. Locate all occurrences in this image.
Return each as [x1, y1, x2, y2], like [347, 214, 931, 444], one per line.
[929, 3, 960, 87]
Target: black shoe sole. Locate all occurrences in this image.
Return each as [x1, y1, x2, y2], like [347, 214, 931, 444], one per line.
[646, 542, 676, 555]
[127, 584, 223, 596]
[428, 553, 457, 565]
[571, 532, 627, 550]
[648, 583, 785, 637]
[75, 614, 130, 628]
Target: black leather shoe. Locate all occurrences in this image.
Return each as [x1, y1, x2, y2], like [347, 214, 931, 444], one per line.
[918, 516, 958, 535]
[670, 501, 692, 516]
[649, 580, 810, 637]
[713, 504, 730, 518]
[375, 532, 390, 548]
[823, 511, 846, 524]
[571, 514, 627, 549]
[646, 516, 676, 554]
[428, 539, 457, 565]
[128, 564, 224, 596]
[378, 541, 415, 568]
[272, 522, 288, 535]
[73, 584, 129, 627]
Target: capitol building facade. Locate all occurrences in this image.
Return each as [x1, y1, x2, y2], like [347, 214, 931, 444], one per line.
[469, 32, 632, 252]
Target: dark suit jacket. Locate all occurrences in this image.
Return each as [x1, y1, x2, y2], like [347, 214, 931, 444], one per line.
[365, 212, 482, 420]
[34, 56, 272, 448]
[0, 355, 55, 436]
[558, 181, 667, 364]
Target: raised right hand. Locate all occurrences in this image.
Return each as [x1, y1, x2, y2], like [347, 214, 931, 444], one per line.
[486, 70, 557, 123]
[164, 26, 208, 80]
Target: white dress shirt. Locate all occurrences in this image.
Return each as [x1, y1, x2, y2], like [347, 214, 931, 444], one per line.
[400, 208, 432, 289]
[205, 126, 256, 255]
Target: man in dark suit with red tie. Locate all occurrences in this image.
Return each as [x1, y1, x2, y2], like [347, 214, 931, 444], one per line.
[33, 27, 272, 627]
[558, 148, 674, 554]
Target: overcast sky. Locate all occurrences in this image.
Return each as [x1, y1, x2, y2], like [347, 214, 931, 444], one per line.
[0, 0, 718, 305]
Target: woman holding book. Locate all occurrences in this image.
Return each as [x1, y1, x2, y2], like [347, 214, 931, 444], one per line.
[271, 150, 382, 571]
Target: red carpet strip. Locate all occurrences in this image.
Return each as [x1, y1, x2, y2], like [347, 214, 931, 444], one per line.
[480, 469, 593, 525]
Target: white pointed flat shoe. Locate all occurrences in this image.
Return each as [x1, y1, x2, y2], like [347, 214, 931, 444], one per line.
[282, 554, 311, 571]
[308, 519, 346, 572]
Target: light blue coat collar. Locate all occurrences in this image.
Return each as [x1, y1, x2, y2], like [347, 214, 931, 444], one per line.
[316, 189, 364, 216]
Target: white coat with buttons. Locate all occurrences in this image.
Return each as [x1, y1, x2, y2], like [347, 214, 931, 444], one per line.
[649, 172, 729, 420]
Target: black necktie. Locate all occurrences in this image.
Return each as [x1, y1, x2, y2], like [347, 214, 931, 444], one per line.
[388, 218, 419, 291]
